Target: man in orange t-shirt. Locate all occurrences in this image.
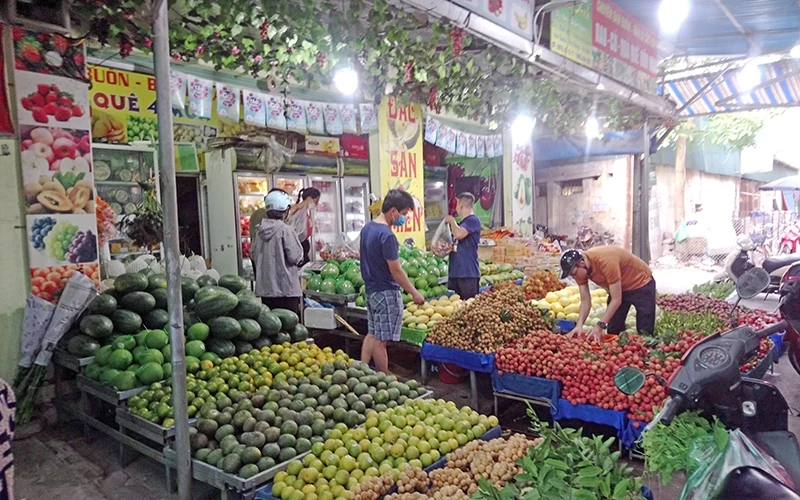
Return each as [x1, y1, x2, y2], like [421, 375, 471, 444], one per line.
[559, 246, 655, 342]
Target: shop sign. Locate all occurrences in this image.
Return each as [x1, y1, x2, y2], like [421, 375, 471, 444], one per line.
[12, 27, 101, 302]
[450, 0, 533, 39]
[88, 65, 220, 146]
[511, 134, 533, 236]
[550, 0, 657, 94]
[379, 97, 426, 248]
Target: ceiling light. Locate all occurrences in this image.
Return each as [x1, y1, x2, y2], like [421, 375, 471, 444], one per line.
[659, 0, 690, 34]
[585, 117, 600, 138]
[738, 63, 761, 91]
[333, 68, 358, 95]
[596, 83, 605, 90]
[511, 115, 535, 142]
[792, 44, 800, 58]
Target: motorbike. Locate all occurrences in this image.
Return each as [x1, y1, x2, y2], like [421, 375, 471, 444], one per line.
[779, 260, 800, 372]
[726, 234, 800, 295]
[570, 226, 615, 250]
[533, 224, 568, 250]
[616, 267, 800, 499]
[780, 222, 800, 254]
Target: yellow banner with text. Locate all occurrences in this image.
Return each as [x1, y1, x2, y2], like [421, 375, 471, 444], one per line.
[378, 97, 425, 249]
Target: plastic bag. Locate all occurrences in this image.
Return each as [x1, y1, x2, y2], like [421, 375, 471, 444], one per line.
[676, 221, 689, 243]
[320, 233, 360, 261]
[680, 429, 795, 500]
[431, 219, 454, 257]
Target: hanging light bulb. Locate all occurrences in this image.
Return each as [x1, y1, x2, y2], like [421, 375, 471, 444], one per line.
[511, 115, 535, 141]
[791, 44, 800, 58]
[585, 117, 600, 138]
[738, 63, 761, 91]
[334, 68, 359, 95]
[659, 0, 690, 34]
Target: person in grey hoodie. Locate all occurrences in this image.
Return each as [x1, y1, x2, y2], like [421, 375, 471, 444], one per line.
[251, 190, 304, 315]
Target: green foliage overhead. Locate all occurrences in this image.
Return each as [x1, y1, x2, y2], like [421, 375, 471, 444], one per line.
[71, 0, 650, 135]
[661, 110, 782, 151]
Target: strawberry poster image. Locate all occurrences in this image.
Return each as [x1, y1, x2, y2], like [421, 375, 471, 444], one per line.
[20, 125, 95, 216]
[30, 263, 99, 303]
[15, 72, 89, 129]
[12, 28, 87, 81]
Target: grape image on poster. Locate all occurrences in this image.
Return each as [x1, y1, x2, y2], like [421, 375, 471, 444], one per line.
[26, 214, 99, 268]
[16, 72, 90, 129]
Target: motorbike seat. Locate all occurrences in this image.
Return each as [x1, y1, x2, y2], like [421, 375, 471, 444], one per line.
[764, 255, 800, 274]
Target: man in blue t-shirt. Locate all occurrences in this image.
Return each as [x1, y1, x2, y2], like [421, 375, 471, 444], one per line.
[445, 192, 482, 299]
[359, 189, 424, 373]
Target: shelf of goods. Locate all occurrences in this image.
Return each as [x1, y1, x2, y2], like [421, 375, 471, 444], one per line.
[236, 173, 269, 279]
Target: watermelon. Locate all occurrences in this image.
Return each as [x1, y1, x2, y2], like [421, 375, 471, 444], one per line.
[236, 288, 256, 299]
[218, 275, 248, 294]
[290, 324, 309, 342]
[231, 296, 262, 319]
[147, 274, 167, 291]
[86, 294, 117, 316]
[196, 275, 217, 288]
[237, 318, 262, 341]
[233, 340, 254, 355]
[114, 273, 149, 295]
[207, 316, 242, 340]
[67, 334, 101, 357]
[119, 291, 156, 315]
[144, 309, 170, 329]
[205, 338, 236, 358]
[80, 315, 114, 339]
[111, 309, 143, 334]
[181, 277, 200, 302]
[256, 308, 282, 336]
[271, 309, 299, 331]
[151, 288, 168, 310]
[194, 286, 232, 303]
[195, 292, 239, 321]
[252, 336, 273, 349]
[274, 331, 291, 344]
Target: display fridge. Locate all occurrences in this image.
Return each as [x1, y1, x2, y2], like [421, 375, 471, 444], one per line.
[273, 175, 305, 199]
[307, 176, 341, 260]
[341, 177, 370, 243]
[423, 166, 448, 242]
[233, 171, 270, 279]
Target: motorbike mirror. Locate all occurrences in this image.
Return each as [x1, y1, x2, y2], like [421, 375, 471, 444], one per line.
[613, 367, 646, 395]
[736, 268, 770, 299]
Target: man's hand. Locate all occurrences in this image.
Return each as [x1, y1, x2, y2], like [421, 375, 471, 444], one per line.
[444, 215, 455, 224]
[566, 325, 582, 339]
[411, 290, 425, 305]
[587, 325, 602, 344]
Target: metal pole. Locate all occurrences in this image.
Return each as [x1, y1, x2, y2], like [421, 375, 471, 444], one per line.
[642, 119, 651, 263]
[152, 1, 191, 498]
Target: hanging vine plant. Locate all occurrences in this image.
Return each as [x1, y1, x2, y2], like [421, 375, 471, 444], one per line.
[70, 0, 660, 135]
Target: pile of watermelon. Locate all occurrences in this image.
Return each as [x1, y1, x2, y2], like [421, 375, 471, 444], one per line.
[182, 274, 309, 359]
[305, 259, 364, 298]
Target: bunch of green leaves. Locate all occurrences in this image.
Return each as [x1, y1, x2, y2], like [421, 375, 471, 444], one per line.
[641, 411, 728, 484]
[660, 111, 782, 151]
[70, 0, 650, 136]
[691, 280, 735, 300]
[474, 406, 642, 500]
[122, 182, 163, 249]
[654, 311, 727, 340]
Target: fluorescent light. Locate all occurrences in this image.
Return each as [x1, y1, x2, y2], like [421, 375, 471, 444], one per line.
[585, 117, 600, 138]
[738, 63, 761, 91]
[792, 44, 800, 58]
[511, 115, 535, 141]
[596, 83, 605, 90]
[333, 68, 358, 95]
[659, 0, 690, 34]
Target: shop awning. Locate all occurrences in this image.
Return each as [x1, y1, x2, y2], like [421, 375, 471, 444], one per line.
[661, 59, 800, 116]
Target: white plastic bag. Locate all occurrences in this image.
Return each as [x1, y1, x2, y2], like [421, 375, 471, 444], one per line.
[431, 219, 454, 257]
[18, 295, 56, 368]
[35, 272, 97, 367]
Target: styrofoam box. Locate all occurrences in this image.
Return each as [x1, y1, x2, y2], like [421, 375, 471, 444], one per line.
[303, 308, 337, 329]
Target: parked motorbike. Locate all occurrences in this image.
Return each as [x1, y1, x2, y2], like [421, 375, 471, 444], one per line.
[533, 224, 567, 250]
[726, 234, 800, 294]
[779, 260, 800, 373]
[570, 226, 615, 249]
[780, 222, 800, 254]
[616, 267, 800, 498]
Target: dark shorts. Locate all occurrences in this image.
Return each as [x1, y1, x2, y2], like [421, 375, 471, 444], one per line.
[448, 278, 479, 299]
[607, 279, 657, 335]
[262, 296, 301, 316]
[366, 289, 403, 341]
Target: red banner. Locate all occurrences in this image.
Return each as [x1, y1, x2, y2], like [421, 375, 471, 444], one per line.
[592, 0, 658, 78]
[0, 25, 14, 134]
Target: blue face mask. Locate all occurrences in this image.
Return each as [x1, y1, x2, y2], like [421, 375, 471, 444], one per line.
[392, 213, 407, 226]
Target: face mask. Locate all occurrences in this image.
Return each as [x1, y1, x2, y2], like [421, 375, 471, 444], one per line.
[392, 213, 407, 226]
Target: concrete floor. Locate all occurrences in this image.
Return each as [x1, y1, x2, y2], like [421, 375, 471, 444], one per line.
[11, 270, 800, 500]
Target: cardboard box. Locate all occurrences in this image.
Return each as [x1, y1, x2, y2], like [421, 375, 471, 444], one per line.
[340, 134, 368, 159]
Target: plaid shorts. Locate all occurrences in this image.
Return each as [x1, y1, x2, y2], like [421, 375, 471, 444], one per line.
[366, 289, 403, 342]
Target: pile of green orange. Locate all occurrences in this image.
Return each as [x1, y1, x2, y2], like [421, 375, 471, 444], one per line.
[271, 399, 498, 499]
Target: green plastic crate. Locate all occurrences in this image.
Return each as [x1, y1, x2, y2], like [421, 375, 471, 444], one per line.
[401, 327, 429, 346]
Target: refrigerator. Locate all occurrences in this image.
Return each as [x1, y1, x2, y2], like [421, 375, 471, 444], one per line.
[423, 166, 448, 242]
[273, 175, 305, 199]
[307, 176, 341, 261]
[341, 177, 370, 243]
[233, 171, 270, 279]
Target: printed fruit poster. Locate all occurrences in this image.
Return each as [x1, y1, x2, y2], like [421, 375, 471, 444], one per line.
[511, 135, 533, 237]
[13, 28, 101, 302]
[446, 156, 502, 227]
[379, 97, 425, 248]
[88, 65, 219, 147]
